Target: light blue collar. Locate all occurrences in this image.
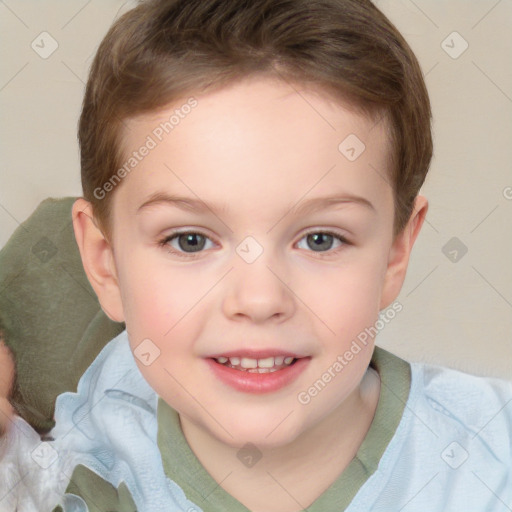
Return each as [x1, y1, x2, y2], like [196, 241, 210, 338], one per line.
[50, 329, 203, 512]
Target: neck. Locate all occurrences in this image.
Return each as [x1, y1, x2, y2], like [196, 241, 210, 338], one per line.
[180, 367, 381, 512]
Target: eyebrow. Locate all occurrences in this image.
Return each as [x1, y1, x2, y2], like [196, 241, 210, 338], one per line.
[136, 192, 376, 217]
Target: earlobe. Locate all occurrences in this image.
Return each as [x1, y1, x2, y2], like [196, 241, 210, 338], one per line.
[72, 198, 125, 323]
[379, 195, 429, 310]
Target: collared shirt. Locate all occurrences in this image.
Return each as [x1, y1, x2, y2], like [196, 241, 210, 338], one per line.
[3, 328, 508, 512]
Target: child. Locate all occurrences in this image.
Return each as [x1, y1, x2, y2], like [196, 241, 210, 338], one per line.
[1, 0, 511, 510]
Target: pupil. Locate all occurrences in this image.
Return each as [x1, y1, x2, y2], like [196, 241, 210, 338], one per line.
[179, 234, 205, 252]
[308, 233, 332, 251]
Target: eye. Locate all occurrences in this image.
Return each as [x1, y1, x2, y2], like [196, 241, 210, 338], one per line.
[296, 230, 349, 255]
[158, 229, 350, 259]
[158, 230, 215, 258]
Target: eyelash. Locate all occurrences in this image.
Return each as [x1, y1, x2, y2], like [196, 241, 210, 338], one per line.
[157, 229, 351, 260]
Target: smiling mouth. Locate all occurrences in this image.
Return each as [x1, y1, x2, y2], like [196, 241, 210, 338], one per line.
[212, 355, 299, 373]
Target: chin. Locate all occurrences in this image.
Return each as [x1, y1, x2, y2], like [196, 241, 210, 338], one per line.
[214, 412, 306, 450]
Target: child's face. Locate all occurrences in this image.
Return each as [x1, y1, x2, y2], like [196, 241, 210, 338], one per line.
[105, 76, 409, 448]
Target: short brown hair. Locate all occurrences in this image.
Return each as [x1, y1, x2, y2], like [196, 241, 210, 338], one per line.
[79, 0, 432, 240]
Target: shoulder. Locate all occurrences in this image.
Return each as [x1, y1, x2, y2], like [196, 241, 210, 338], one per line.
[410, 360, 512, 461]
[351, 362, 512, 511]
[413, 361, 512, 419]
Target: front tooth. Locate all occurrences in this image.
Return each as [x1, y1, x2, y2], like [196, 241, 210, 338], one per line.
[240, 357, 258, 369]
[229, 357, 240, 365]
[283, 356, 294, 365]
[257, 357, 275, 368]
[274, 356, 284, 365]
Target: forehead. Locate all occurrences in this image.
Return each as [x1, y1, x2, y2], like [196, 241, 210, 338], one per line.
[114, 76, 392, 223]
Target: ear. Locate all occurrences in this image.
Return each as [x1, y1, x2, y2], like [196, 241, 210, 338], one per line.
[71, 198, 125, 323]
[379, 195, 428, 310]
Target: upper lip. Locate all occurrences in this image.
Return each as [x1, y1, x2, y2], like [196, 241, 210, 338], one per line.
[208, 349, 307, 359]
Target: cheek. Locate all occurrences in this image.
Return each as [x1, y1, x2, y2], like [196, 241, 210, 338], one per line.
[117, 254, 202, 333]
[117, 257, 206, 399]
[299, 255, 386, 336]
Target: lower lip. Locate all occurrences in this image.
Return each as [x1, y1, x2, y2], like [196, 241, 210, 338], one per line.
[205, 357, 310, 394]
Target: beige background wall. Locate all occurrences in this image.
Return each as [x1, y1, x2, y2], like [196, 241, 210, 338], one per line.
[1, 1, 511, 378]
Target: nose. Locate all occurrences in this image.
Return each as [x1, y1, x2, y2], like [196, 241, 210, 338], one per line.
[222, 255, 296, 324]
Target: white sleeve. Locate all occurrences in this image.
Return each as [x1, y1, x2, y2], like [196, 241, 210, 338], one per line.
[0, 415, 71, 512]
